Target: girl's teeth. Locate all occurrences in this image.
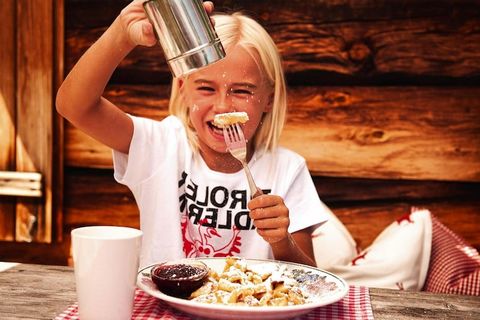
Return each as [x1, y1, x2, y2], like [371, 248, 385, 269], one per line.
[209, 122, 223, 135]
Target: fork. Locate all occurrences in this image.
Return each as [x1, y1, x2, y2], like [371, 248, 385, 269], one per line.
[223, 123, 263, 198]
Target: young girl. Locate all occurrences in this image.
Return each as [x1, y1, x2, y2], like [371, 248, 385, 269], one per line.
[56, 0, 329, 268]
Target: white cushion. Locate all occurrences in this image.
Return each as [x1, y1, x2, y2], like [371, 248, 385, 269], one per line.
[313, 208, 432, 290]
[312, 204, 357, 270]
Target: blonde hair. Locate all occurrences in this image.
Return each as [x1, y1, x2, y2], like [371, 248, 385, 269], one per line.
[169, 12, 287, 154]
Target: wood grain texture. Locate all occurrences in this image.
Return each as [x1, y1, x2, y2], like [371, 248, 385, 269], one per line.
[63, 169, 139, 228]
[0, 241, 70, 266]
[0, 264, 76, 319]
[0, 0, 15, 170]
[313, 176, 480, 203]
[0, 0, 16, 241]
[282, 86, 480, 181]
[64, 0, 480, 29]
[369, 287, 480, 320]
[64, 85, 170, 168]
[53, 0, 65, 243]
[65, 0, 480, 85]
[15, 0, 54, 243]
[65, 85, 480, 181]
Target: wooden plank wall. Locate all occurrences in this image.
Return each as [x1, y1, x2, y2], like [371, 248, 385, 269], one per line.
[0, 0, 16, 241]
[0, 0, 63, 246]
[2, 0, 479, 264]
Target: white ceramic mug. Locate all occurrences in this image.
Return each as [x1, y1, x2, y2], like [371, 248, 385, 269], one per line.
[71, 226, 143, 320]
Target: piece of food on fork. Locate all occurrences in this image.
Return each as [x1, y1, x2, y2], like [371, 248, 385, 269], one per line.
[219, 113, 264, 198]
[213, 112, 249, 128]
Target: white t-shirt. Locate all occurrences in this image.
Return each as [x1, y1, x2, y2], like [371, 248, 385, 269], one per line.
[113, 115, 329, 267]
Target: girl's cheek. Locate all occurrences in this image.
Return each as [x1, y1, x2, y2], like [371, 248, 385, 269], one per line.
[230, 97, 253, 112]
[190, 104, 200, 113]
[232, 95, 264, 106]
[189, 104, 211, 119]
[192, 95, 214, 105]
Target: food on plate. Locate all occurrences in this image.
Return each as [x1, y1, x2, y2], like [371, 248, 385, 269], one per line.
[188, 257, 339, 306]
[150, 260, 209, 297]
[213, 112, 249, 128]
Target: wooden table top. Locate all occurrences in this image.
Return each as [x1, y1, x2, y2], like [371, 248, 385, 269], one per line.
[0, 263, 478, 320]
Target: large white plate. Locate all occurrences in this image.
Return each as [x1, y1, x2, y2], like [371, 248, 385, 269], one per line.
[137, 258, 348, 320]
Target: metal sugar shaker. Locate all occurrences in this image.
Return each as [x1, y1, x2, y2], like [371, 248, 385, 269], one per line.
[143, 0, 226, 77]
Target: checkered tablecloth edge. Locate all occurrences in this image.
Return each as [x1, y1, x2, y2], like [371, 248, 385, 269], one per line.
[55, 285, 373, 320]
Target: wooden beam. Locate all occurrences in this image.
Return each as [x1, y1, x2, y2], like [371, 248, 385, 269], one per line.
[65, 0, 480, 84]
[313, 176, 480, 203]
[64, 85, 480, 182]
[15, 0, 54, 242]
[63, 169, 139, 228]
[53, 0, 65, 242]
[0, 0, 16, 241]
[282, 86, 480, 181]
[0, 1, 15, 170]
[0, 241, 70, 265]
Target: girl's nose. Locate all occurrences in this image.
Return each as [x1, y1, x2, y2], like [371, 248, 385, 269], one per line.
[213, 94, 234, 113]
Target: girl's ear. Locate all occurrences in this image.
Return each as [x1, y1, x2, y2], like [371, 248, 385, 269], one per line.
[176, 78, 188, 104]
[265, 92, 274, 112]
[177, 78, 185, 98]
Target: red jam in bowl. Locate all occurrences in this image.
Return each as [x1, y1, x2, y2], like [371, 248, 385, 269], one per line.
[150, 260, 208, 297]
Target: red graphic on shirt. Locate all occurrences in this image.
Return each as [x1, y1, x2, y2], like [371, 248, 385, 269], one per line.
[181, 216, 242, 257]
[396, 213, 413, 225]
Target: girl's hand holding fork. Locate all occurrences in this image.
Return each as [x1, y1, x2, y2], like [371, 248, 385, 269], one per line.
[248, 195, 317, 266]
[248, 195, 290, 244]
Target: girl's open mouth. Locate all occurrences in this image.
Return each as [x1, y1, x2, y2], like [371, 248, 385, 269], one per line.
[207, 121, 224, 139]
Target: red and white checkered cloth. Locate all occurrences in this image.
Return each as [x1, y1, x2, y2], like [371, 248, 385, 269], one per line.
[55, 286, 373, 320]
[423, 214, 480, 295]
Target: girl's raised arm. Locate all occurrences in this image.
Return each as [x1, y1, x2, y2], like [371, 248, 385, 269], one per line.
[56, 0, 157, 154]
[56, 1, 214, 154]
